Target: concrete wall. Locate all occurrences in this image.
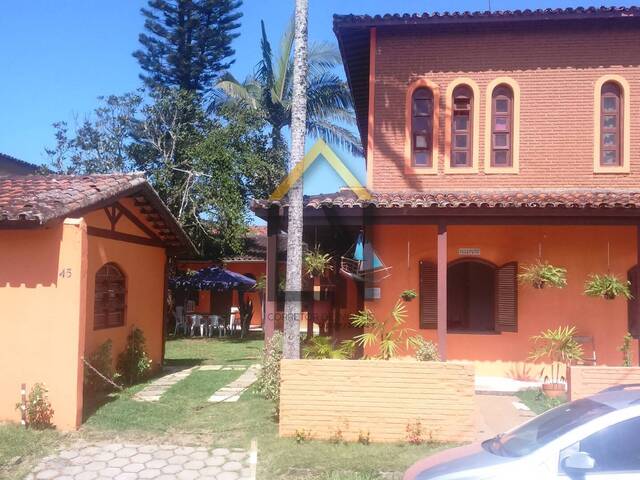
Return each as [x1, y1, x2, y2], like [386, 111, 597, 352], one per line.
[279, 359, 475, 443]
[569, 366, 640, 401]
[0, 219, 87, 429]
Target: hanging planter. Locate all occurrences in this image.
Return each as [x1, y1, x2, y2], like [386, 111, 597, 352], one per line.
[304, 245, 334, 279]
[518, 260, 567, 289]
[584, 274, 632, 300]
[401, 289, 417, 302]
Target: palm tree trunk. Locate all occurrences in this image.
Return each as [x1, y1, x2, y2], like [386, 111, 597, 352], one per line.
[283, 0, 309, 359]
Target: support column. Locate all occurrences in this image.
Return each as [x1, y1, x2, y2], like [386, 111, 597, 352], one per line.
[264, 207, 279, 341]
[437, 221, 448, 361]
[637, 225, 640, 366]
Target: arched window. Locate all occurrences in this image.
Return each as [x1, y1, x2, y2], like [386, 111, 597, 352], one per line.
[600, 82, 622, 167]
[411, 87, 434, 167]
[94, 263, 126, 329]
[491, 85, 513, 167]
[451, 85, 473, 167]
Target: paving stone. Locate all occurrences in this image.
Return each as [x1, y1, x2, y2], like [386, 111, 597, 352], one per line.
[189, 451, 208, 460]
[115, 448, 137, 458]
[161, 464, 182, 474]
[174, 446, 195, 455]
[177, 470, 199, 480]
[228, 452, 246, 462]
[62, 466, 83, 476]
[55, 476, 73, 480]
[123, 463, 145, 473]
[73, 456, 93, 465]
[138, 445, 158, 454]
[99, 467, 121, 478]
[211, 448, 230, 456]
[216, 472, 240, 480]
[146, 459, 167, 469]
[167, 455, 189, 465]
[114, 473, 137, 480]
[200, 466, 221, 476]
[76, 471, 98, 480]
[35, 469, 58, 480]
[94, 452, 115, 462]
[222, 461, 243, 472]
[152, 450, 173, 460]
[108, 458, 129, 468]
[131, 453, 152, 464]
[183, 460, 205, 470]
[59, 450, 79, 460]
[205, 456, 226, 467]
[138, 468, 162, 479]
[241, 468, 251, 477]
[155, 475, 176, 480]
[85, 461, 107, 471]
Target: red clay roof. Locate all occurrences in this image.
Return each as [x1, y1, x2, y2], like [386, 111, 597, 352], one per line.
[253, 189, 640, 211]
[0, 173, 195, 253]
[333, 6, 640, 156]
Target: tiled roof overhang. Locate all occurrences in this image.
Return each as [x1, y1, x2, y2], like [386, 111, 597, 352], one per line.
[0, 173, 196, 255]
[333, 6, 640, 157]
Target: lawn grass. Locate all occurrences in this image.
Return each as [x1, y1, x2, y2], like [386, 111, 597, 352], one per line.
[0, 424, 61, 480]
[516, 388, 567, 414]
[164, 332, 263, 366]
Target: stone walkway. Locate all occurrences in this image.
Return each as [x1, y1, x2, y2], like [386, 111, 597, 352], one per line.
[208, 365, 260, 403]
[474, 394, 535, 441]
[27, 442, 255, 480]
[134, 367, 197, 402]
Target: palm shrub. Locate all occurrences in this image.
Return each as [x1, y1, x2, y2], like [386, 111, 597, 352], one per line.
[529, 326, 583, 386]
[584, 274, 632, 300]
[257, 331, 283, 414]
[302, 336, 355, 359]
[116, 327, 152, 386]
[620, 333, 633, 367]
[84, 340, 119, 394]
[350, 297, 422, 360]
[518, 260, 567, 289]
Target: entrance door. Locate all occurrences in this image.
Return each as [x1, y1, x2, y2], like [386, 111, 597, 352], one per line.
[447, 260, 496, 332]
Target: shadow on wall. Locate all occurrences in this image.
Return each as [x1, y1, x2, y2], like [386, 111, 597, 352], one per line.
[0, 227, 62, 288]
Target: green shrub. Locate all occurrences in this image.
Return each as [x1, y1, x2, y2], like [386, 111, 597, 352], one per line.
[620, 332, 633, 367]
[518, 260, 567, 289]
[84, 340, 119, 393]
[415, 338, 440, 362]
[303, 336, 355, 359]
[17, 383, 55, 429]
[400, 289, 417, 301]
[116, 327, 152, 386]
[257, 331, 283, 413]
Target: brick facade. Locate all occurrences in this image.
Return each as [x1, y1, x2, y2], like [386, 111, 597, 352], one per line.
[371, 24, 640, 190]
[568, 366, 640, 401]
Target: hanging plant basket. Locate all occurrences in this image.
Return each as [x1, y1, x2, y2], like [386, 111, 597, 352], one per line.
[584, 274, 632, 300]
[401, 289, 417, 302]
[518, 260, 567, 290]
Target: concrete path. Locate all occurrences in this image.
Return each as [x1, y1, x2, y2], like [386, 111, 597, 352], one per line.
[475, 376, 542, 395]
[474, 394, 535, 441]
[27, 442, 255, 480]
[208, 365, 260, 403]
[134, 367, 197, 402]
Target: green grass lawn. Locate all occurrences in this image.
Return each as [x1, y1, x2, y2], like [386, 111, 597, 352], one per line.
[0, 424, 61, 480]
[516, 388, 567, 414]
[2, 333, 448, 480]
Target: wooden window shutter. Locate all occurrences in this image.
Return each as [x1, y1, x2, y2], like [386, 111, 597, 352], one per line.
[419, 260, 437, 329]
[495, 262, 518, 332]
[628, 266, 640, 338]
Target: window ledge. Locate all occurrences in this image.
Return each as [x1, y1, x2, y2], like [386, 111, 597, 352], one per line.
[443, 166, 479, 174]
[447, 329, 501, 335]
[404, 166, 438, 175]
[593, 166, 630, 174]
[483, 167, 519, 175]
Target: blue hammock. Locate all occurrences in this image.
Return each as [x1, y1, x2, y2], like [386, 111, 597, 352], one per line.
[340, 232, 391, 282]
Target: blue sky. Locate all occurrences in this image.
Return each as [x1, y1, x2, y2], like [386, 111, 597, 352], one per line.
[0, 0, 630, 197]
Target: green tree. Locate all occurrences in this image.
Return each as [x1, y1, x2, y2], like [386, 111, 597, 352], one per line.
[134, 0, 243, 94]
[46, 90, 281, 258]
[216, 15, 361, 157]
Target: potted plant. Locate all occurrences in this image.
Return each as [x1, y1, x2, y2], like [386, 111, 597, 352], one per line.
[401, 289, 417, 302]
[584, 273, 632, 300]
[304, 245, 334, 278]
[518, 260, 567, 289]
[529, 326, 583, 398]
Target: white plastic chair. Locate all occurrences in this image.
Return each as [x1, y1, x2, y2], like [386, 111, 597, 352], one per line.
[208, 315, 223, 337]
[190, 314, 205, 337]
[174, 306, 186, 336]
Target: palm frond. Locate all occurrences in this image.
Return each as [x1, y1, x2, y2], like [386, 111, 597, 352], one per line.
[216, 74, 260, 110]
[308, 41, 343, 77]
[256, 20, 274, 90]
[274, 14, 295, 103]
[307, 119, 364, 157]
[306, 73, 354, 120]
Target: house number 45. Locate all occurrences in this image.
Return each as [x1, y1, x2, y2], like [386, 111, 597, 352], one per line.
[58, 268, 72, 279]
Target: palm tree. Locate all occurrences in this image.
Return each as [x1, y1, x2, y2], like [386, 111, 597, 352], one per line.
[216, 15, 361, 157]
[280, 0, 308, 360]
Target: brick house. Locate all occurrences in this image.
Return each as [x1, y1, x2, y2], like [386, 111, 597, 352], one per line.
[254, 7, 640, 377]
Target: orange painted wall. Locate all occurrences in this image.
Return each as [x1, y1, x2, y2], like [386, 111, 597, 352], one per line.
[224, 261, 265, 327]
[365, 224, 639, 377]
[84, 209, 166, 374]
[0, 219, 88, 430]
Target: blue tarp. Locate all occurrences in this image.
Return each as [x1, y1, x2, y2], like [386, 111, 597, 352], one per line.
[170, 267, 256, 291]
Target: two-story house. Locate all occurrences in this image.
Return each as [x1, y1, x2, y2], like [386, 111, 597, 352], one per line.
[254, 6, 640, 377]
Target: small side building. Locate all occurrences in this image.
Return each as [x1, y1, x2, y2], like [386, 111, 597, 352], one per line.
[0, 174, 194, 429]
[0, 152, 39, 176]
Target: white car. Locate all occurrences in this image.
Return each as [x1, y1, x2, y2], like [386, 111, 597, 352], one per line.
[404, 385, 640, 479]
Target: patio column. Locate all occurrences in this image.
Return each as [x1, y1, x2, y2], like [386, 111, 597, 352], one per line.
[265, 207, 279, 341]
[437, 221, 448, 360]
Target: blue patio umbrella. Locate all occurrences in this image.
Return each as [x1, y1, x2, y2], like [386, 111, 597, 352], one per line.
[170, 266, 256, 292]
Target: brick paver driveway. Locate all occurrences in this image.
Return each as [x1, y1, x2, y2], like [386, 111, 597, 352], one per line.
[26, 442, 254, 480]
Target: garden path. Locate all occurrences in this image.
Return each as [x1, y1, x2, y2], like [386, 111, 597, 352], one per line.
[207, 365, 260, 403]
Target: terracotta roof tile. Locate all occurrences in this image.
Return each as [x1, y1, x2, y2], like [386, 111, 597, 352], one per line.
[0, 173, 195, 254]
[253, 189, 640, 211]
